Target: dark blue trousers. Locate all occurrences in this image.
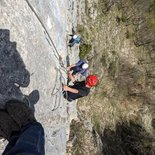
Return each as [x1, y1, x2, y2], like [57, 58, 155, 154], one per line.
[3, 122, 45, 155]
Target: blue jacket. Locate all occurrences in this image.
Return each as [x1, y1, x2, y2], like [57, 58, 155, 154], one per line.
[75, 60, 88, 76]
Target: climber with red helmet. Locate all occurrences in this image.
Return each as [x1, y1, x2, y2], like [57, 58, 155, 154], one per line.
[63, 73, 99, 102]
[67, 59, 89, 77]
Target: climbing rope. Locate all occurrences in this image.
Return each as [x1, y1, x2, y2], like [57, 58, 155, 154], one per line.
[25, 0, 70, 111]
[25, 0, 67, 72]
[51, 67, 68, 111]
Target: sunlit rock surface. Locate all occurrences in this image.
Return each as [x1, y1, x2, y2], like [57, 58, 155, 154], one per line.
[0, 0, 79, 154]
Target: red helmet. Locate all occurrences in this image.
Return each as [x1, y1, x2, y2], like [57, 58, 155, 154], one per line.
[86, 75, 99, 87]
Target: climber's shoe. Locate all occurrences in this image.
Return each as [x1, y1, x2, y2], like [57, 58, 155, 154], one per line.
[0, 110, 20, 140]
[6, 100, 36, 128]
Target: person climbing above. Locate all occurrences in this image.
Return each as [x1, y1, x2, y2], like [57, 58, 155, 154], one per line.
[67, 59, 89, 77]
[68, 34, 81, 47]
[63, 73, 99, 102]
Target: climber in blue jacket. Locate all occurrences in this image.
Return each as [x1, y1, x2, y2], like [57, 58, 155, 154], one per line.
[67, 59, 89, 77]
[68, 34, 81, 47]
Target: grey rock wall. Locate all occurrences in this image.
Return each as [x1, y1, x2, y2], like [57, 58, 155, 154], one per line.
[0, 0, 79, 154]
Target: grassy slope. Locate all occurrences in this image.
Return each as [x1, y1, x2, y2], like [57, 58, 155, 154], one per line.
[68, 0, 155, 154]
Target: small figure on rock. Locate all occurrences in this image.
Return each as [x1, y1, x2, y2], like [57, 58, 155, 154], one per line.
[67, 59, 89, 77]
[68, 34, 81, 47]
[63, 73, 99, 102]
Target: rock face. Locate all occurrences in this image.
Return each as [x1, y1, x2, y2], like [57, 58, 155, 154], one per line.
[0, 0, 79, 154]
[68, 0, 155, 154]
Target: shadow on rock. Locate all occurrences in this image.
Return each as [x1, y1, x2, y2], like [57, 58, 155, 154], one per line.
[23, 90, 40, 113]
[0, 29, 39, 108]
[101, 121, 155, 155]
